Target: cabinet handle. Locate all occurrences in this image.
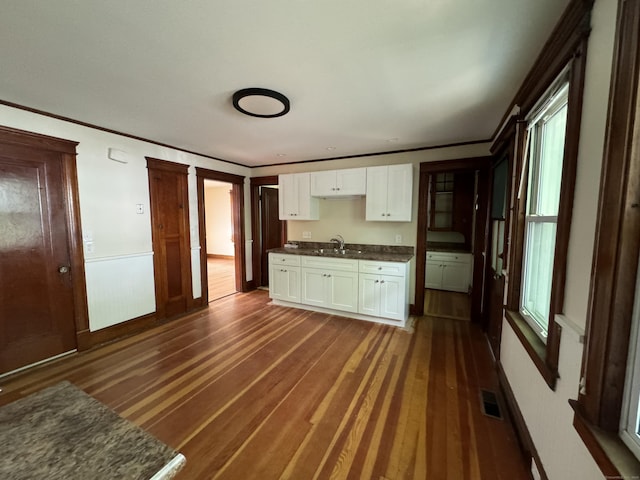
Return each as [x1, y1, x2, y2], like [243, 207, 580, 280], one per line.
[327, 274, 331, 278]
[378, 267, 382, 270]
[331, 187, 336, 191]
[381, 213, 385, 217]
[380, 280, 385, 284]
[336, 187, 340, 191]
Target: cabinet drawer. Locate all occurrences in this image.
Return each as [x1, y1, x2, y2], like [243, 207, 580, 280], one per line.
[359, 260, 407, 276]
[426, 251, 471, 264]
[301, 255, 358, 272]
[269, 253, 301, 267]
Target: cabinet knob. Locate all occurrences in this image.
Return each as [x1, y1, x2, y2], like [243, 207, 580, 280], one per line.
[380, 280, 385, 284]
[378, 267, 382, 270]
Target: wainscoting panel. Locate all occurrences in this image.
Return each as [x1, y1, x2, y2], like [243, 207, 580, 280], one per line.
[85, 253, 156, 331]
[191, 246, 201, 299]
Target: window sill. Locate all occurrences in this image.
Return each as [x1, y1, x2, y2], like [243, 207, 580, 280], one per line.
[570, 399, 640, 478]
[504, 309, 558, 389]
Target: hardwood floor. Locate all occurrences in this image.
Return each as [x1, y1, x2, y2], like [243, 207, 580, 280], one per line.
[208, 257, 236, 302]
[424, 289, 472, 321]
[0, 291, 528, 479]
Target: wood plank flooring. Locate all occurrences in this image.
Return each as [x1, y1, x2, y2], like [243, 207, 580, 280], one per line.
[0, 291, 528, 479]
[208, 257, 236, 301]
[424, 289, 472, 321]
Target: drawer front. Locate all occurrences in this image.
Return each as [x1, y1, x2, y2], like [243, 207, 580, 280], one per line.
[269, 253, 301, 267]
[426, 251, 471, 264]
[300, 255, 358, 272]
[359, 260, 407, 276]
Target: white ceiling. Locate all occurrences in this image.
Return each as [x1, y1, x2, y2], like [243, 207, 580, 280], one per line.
[0, 0, 569, 167]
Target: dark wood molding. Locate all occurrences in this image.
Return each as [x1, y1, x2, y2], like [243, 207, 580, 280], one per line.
[492, 0, 594, 139]
[207, 254, 235, 260]
[497, 361, 549, 480]
[414, 156, 491, 317]
[504, 310, 559, 389]
[196, 167, 247, 301]
[0, 125, 79, 153]
[579, 0, 640, 441]
[499, 0, 592, 390]
[256, 139, 491, 169]
[249, 176, 284, 290]
[145, 157, 190, 174]
[195, 167, 244, 185]
[0, 100, 247, 168]
[62, 150, 91, 351]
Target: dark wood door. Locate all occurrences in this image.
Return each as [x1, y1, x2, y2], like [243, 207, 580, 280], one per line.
[485, 157, 509, 358]
[260, 187, 282, 286]
[0, 145, 77, 374]
[147, 158, 192, 319]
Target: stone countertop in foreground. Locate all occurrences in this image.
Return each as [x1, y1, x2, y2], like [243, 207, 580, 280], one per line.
[269, 242, 414, 263]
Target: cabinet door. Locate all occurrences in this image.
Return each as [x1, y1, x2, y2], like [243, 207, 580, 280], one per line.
[441, 262, 470, 293]
[270, 267, 301, 302]
[301, 268, 326, 307]
[379, 275, 406, 320]
[295, 173, 318, 220]
[336, 168, 366, 195]
[326, 270, 358, 313]
[310, 171, 336, 196]
[425, 260, 443, 289]
[386, 164, 413, 221]
[365, 166, 388, 220]
[278, 174, 298, 219]
[358, 273, 380, 316]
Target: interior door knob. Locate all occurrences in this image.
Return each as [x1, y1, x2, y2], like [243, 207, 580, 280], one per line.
[58, 265, 70, 274]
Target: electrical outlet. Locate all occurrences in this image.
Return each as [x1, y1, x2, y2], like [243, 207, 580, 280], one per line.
[136, 204, 144, 214]
[395, 234, 402, 244]
[302, 231, 312, 239]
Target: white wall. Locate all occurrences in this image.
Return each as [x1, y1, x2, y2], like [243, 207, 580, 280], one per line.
[204, 184, 235, 256]
[253, 142, 491, 304]
[0, 104, 251, 331]
[500, 0, 617, 478]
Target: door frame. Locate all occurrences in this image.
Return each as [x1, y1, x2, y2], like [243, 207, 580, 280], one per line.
[250, 176, 287, 289]
[196, 167, 246, 302]
[0, 126, 90, 350]
[414, 157, 491, 319]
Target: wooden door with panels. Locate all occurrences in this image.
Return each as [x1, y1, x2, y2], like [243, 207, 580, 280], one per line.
[147, 158, 192, 319]
[0, 127, 88, 375]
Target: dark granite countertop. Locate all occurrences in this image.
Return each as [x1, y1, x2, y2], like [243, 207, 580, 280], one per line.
[426, 241, 472, 253]
[269, 242, 414, 262]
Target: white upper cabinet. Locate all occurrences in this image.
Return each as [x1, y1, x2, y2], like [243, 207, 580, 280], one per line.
[278, 173, 319, 220]
[310, 168, 366, 197]
[365, 164, 413, 221]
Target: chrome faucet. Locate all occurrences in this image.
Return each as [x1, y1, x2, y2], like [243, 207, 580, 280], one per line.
[330, 234, 345, 250]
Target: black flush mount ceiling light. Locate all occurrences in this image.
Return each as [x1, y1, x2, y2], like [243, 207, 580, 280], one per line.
[232, 88, 290, 118]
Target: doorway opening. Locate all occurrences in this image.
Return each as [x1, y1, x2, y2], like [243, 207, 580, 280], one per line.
[204, 179, 236, 302]
[250, 176, 286, 291]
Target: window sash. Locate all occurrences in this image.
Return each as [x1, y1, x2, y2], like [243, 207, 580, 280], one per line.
[519, 82, 568, 341]
[620, 257, 640, 459]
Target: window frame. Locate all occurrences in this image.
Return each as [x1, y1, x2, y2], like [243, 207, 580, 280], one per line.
[571, 0, 640, 476]
[519, 82, 569, 341]
[499, 8, 590, 389]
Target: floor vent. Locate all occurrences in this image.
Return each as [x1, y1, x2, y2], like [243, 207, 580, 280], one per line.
[480, 389, 502, 420]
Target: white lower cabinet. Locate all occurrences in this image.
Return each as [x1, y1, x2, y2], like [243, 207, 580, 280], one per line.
[270, 253, 410, 325]
[425, 251, 471, 293]
[269, 253, 301, 303]
[301, 268, 358, 313]
[358, 261, 408, 321]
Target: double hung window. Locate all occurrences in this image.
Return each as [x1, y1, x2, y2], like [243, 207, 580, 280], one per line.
[520, 81, 569, 341]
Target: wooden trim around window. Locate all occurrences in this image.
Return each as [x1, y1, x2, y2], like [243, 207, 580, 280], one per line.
[575, 0, 640, 476]
[500, 0, 592, 390]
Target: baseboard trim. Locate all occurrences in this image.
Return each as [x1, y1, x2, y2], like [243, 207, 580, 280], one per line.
[88, 312, 159, 348]
[207, 254, 234, 260]
[497, 360, 549, 480]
